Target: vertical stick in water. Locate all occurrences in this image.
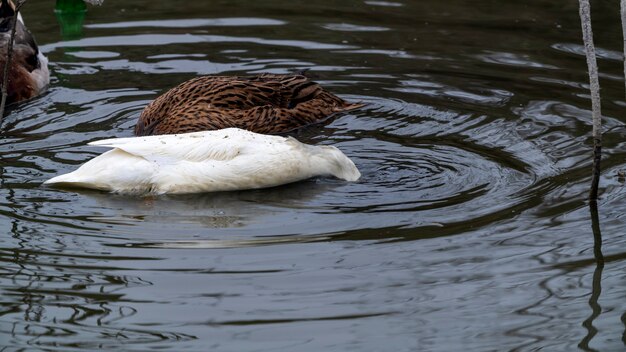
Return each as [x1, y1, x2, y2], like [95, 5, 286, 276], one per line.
[622, 0, 626, 96]
[578, 0, 602, 201]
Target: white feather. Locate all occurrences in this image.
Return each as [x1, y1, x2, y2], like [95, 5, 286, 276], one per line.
[31, 51, 49, 93]
[45, 128, 361, 194]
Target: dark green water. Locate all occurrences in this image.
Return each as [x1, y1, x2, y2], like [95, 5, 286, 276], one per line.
[1, 1, 626, 350]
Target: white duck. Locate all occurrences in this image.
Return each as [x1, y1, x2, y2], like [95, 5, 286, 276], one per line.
[45, 128, 361, 194]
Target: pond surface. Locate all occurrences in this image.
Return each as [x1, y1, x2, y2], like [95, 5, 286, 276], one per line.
[1, 0, 626, 351]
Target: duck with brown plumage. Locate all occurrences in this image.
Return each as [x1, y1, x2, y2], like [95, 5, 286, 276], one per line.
[0, 0, 49, 105]
[135, 74, 365, 136]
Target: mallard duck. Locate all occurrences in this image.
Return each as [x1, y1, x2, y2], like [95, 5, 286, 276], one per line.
[134, 74, 364, 136]
[45, 128, 361, 194]
[0, 0, 49, 104]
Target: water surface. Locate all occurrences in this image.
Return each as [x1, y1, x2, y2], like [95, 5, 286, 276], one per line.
[1, 1, 626, 351]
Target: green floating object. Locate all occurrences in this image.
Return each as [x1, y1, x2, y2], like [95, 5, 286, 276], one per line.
[55, 0, 87, 40]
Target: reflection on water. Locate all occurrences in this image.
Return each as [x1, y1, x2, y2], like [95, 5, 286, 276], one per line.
[1, 0, 626, 351]
[578, 203, 604, 351]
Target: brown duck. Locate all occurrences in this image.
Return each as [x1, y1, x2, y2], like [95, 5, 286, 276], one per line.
[0, 0, 49, 105]
[134, 73, 364, 136]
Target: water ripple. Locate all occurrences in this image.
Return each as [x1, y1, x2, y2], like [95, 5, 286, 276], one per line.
[2, 2, 626, 351]
[86, 18, 287, 29]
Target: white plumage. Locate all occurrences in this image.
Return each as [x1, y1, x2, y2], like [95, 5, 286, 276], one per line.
[45, 128, 361, 194]
[33, 51, 49, 93]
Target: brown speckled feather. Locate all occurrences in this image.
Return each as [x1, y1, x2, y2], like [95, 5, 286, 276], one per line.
[135, 74, 364, 136]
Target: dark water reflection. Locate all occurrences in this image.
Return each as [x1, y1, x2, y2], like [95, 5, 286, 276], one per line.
[1, 0, 626, 350]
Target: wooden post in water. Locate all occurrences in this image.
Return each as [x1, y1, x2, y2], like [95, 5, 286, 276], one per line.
[622, 0, 626, 98]
[0, 0, 26, 123]
[578, 0, 602, 201]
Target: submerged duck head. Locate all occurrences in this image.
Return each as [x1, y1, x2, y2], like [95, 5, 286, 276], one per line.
[0, 0, 49, 105]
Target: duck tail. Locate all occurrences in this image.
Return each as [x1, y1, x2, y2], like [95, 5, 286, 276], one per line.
[44, 149, 121, 191]
[334, 101, 367, 112]
[45, 172, 78, 185]
[44, 171, 96, 189]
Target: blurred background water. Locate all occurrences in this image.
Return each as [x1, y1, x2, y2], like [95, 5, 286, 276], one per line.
[1, 0, 626, 351]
